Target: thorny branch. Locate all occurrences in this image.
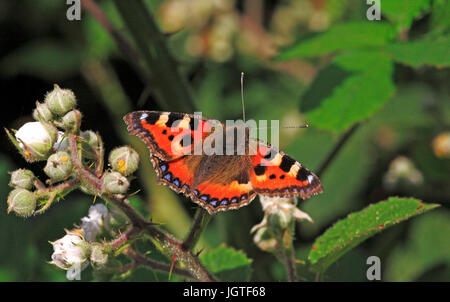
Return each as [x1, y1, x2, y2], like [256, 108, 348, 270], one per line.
[68, 134, 216, 281]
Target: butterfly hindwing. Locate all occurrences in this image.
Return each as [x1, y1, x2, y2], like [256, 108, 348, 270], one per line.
[152, 154, 256, 214]
[250, 140, 323, 199]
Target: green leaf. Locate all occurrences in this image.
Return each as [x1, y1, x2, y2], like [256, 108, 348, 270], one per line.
[301, 50, 395, 133]
[381, 0, 431, 31]
[276, 22, 394, 60]
[387, 36, 450, 68]
[385, 211, 450, 281]
[308, 197, 440, 273]
[200, 244, 252, 281]
[429, 0, 450, 36]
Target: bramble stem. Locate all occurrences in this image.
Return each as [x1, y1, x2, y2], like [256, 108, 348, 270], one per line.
[68, 133, 216, 281]
[125, 248, 194, 279]
[316, 123, 361, 177]
[182, 209, 212, 251]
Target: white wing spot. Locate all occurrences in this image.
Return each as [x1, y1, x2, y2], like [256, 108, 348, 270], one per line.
[140, 113, 148, 120]
[308, 175, 314, 183]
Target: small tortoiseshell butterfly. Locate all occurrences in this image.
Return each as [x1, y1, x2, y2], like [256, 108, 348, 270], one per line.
[123, 111, 323, 214]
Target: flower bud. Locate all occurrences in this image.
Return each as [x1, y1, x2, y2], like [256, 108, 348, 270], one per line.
[62, 109, 82, 133]
[258, 196, 313, 232]
[9, 169, 35, 189]
[50, 229, 90, 279]
[102, 171, 129, 194]
[44, 151, 73, 181]
[7, 188, 36, 217]
[432, 132, 450, 158]
[80, 130, 101, 160]
[45, 84, 76, 116]
[89, 243, 109, 268]
[268, 210, 292, 230]
[81, 130, 99, 149]
[108, 146, 139, 176]
[15, 122, 58, 162]
[33, 102, 54, 122]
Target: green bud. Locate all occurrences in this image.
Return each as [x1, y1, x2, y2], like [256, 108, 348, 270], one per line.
[7, 188, 36, 217]
[102, 171, 129, 194]
[33, 102, 54, 122]
[9, 169, 35, 189]
[268, 211, 292, 231]
[80, 130, 101, 160]
[45, 84, 76, 116]
[90, 243, 109, 268]
[62, 109, 82, 133]
[108, 146, 139, 176]
[81, 130, 99, 149]
[44, 151, 73, 181]
[15, 121, 58, 162]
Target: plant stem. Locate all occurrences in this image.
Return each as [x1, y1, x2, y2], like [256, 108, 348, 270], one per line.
[110, 226, 141, 250]
[81, 0, 145, 81]
[182, 209, 212, 251]
[111, 0, 196, 112]
[68, 133, 216, 281]
[125, 248, 194, 279]
[316, 123, 361, 177]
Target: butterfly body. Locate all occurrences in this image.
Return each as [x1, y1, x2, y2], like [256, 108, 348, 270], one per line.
[124, 111, 322, 214]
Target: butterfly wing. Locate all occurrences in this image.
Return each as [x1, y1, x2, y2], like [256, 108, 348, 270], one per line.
[151, 154, 256, 214]
[123, 111, 219, 161]
[249, 139, 323, 199]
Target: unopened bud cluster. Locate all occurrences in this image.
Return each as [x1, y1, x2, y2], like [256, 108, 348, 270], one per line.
[102, 146, 139, 194]
[6, 85, 142, 280]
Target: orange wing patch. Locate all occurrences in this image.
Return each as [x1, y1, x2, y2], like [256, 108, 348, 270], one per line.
[250, 144, 323, 200]
[123, 111, 216, 161]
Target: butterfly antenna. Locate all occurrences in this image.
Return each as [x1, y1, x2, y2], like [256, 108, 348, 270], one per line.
[241, 72, 246, 123]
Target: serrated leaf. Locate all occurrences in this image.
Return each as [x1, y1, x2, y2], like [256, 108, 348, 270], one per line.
[381, 0, 431, 31]
[200, 244, 252, 281]
[308, 197, 440, 273]
[387, 36, 450, 68]
[301, 50, 395, 133]
[276, 22, 394, 60]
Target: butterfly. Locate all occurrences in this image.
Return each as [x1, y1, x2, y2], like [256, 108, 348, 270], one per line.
[123, 111, 323, 214]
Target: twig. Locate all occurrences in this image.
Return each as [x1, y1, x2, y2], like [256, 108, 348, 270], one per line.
[68, 133, 216, 281]
[182, 209, 211, 251]
[81, 0, 145, 80]
[109, 226, 141, 249]
[125, 248, 194, 280]
[316, 123, 361, 177]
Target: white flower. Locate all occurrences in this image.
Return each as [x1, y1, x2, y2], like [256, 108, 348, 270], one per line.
[50, 230, 90, 280]
[81, 204, 109, 241]
[258, 196, 313, 223]
[252, 196, 313, 231]
[15, 122, 57, 161]
[384, 156, 424, 188]
[53, 131, 69, 151]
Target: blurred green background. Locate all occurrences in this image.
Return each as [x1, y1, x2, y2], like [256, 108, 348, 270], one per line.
[0, 0, 449, 281]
